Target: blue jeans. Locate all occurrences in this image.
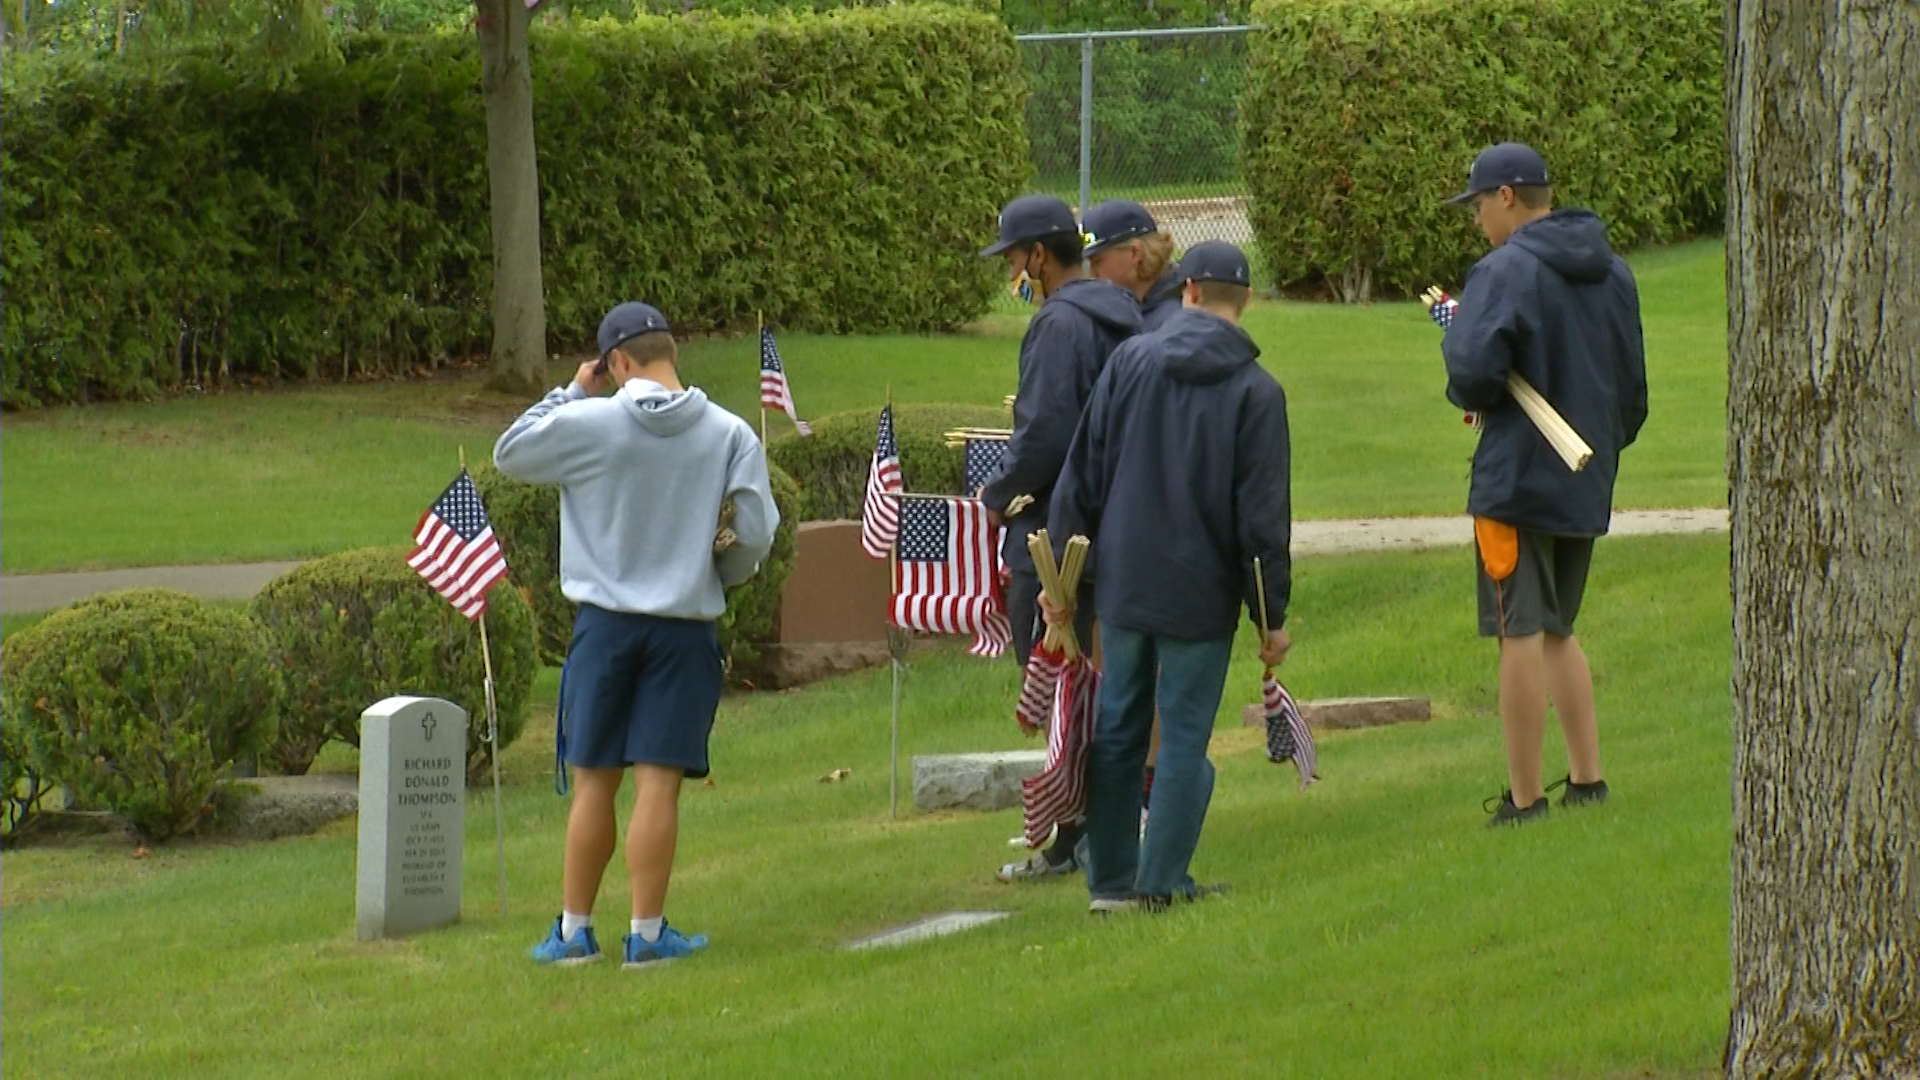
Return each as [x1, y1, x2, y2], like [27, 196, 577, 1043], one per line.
[1084, 626, 1233, 900]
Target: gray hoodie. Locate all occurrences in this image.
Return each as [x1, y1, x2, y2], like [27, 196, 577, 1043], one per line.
[492, 379, 779, 622]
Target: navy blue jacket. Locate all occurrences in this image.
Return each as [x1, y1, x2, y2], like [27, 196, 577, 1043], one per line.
[1139, 268, 1185, 332]
[1443, 210, 1649, 537]
[982, 277, 1142, 573]
[1048, 308, 1292, 639]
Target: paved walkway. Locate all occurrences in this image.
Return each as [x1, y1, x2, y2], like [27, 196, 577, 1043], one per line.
[0, 509, 1728, 617]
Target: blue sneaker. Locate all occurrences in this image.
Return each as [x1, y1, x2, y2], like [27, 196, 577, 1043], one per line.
[623, 922, 709, 969]
[530, 917, 603, 966]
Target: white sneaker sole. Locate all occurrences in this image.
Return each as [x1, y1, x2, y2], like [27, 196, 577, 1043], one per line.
[550, 953, 604, 968]
[622, 957, 682, 971]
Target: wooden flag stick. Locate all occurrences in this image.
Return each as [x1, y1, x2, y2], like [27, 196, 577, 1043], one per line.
[757, 310, 767, 443]
[460, 444, 509, 916]
[1254, 557, 1271, 639]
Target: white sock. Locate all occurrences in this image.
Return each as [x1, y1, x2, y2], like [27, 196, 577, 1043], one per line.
[561, 912, 592, 939]
[631, 916, 663, 943]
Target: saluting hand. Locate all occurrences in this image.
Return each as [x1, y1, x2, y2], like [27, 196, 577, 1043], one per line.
[574, 361, 608, 396]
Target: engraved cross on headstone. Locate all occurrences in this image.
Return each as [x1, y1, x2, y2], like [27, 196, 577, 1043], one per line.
[420, 712, 437, 742]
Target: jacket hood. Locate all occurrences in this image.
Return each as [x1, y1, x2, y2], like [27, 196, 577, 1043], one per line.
[1142, 268, 1185, 313]
[1508, 209, 1615, 283]
[1158, 308, 1261, 385]
[619, 379, 709, 436]
[1050, 277, 1145, 334]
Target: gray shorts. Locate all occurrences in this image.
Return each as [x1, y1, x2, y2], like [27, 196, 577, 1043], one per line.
[1474, 519, 1593, 639]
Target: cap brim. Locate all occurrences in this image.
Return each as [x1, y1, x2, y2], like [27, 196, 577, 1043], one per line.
[979, 238, 1019, 258]
[1083, 228, 1152, 258]
[1445, 189, 1479, 206]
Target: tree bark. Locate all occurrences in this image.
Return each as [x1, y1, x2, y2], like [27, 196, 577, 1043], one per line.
[1725, 0, 1920, 1076]
[476, 0, 547, 391]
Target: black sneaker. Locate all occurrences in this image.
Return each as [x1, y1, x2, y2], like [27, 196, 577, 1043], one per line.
[1139, 882, 1233, 913]
[1546, 776, 1610, 808]
[1483, 790, 1549, 828]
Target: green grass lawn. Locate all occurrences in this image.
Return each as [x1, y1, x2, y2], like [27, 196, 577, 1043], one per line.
[0, 240, 1726, 574]
[0, 535, 1733, 1077]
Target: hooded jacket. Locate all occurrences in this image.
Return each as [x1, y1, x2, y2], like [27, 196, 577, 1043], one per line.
[981, 276, 1143, 573]
[1443, 209, 1649, 536]
[1139, 267, 1185, 333]
[1048, 308, 1292, 639]
[493, 378, 778, 620]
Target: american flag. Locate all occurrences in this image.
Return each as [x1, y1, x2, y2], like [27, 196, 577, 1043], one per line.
[1426, 289, 1480, 429]
[759, 328, 811, 437]
[963, 437, 1008, 496]
[860, 404, 903, 560]
[407, 468, 509, 621]
[1263, 669, 1319, 791]
[1020, 654, 1097, 847]
[889, 495, 1010, 657]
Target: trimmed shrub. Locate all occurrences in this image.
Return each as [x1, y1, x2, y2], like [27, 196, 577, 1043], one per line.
[766, 402, 1009, 521]
[472, 461, 802, 679]
[0, 6, 1028, 406]
[1241, 0, 1723, 300]
[248, 547, 539, 781]
[0, 592, 282, 842]
[1, 700, 50, 842]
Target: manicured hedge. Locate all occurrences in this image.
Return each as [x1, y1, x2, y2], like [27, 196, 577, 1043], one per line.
[471, 460, 802, 678]
[1241, 0, 1723, 300]
[766, 402, 1009, 521]
[249, 547, 540, 781]
[0, 6, 1028, 406]
[0, 590, 283, 842]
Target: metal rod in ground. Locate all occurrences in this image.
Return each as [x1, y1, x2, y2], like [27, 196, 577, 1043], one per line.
[479, 614, 509, 916]
[890, 658, 903, 820]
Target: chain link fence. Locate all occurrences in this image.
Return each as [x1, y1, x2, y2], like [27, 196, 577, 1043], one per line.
[1015, 25, 1258, 263]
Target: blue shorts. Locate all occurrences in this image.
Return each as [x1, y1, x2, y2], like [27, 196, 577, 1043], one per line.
[556, 605, 723, 782]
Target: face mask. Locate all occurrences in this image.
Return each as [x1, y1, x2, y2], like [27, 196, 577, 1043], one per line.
[1010, 269, 1037, 306]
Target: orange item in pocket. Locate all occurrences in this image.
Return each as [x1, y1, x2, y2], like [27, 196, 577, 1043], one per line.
[1475, 517, 1520, 582]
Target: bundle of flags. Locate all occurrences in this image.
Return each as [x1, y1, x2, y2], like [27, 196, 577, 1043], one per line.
[1016, 532, 1094, 848]
[889, 495, 1010, 657]
[1018, 650, 1098, 848]
[1262, 668, 1319, 790]
[963, 437, 1008, 497]
[407, 467, 510, 620]
[1421, 287, 1481, 431]
[759, 327, 811, 437]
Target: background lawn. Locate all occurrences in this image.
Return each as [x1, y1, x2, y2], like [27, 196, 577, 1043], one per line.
[0, 241, 1726, 574]
[0, 535, 1733, 1078]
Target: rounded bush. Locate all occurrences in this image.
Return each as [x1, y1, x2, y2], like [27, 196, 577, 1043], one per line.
[248, 546, 539, 782]
[766, 402, 1010, 521]
[0, 699, 49, 842]
[0, 590, 282, 842]
[473, 460, 802, 682]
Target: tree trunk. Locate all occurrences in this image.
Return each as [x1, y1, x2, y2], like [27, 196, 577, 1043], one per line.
[476, 0, 547, 392]
[1724, 0, 1920, 1076]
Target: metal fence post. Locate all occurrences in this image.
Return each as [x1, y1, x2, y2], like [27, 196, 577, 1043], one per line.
[1078, 34, 1093, 222]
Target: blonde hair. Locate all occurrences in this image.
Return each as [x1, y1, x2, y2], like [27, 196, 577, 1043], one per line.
[1136, 231, 1176, 284]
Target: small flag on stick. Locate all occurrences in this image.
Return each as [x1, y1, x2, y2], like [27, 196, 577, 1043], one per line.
[407, 468, 509, 620]
[759, 327, 812, 437]
[1254, 556, 1318, 791]
[861, 403, 904, 559]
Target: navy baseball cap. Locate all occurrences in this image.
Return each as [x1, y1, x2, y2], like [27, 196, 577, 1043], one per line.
[1081, 200, 1158, 257]
[981, 194, 1082, 257]
[597, 302, 670, 359]
[1181, 240, 1251, 287]
[1447, 142, 1552, 205]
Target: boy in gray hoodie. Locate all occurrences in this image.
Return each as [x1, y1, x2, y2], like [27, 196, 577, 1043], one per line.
[495, 302, 779, 968]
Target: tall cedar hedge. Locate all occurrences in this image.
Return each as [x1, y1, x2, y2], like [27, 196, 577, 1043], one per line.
[1241, 0, 1723, 300]
[0, 7, 1028, 406]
